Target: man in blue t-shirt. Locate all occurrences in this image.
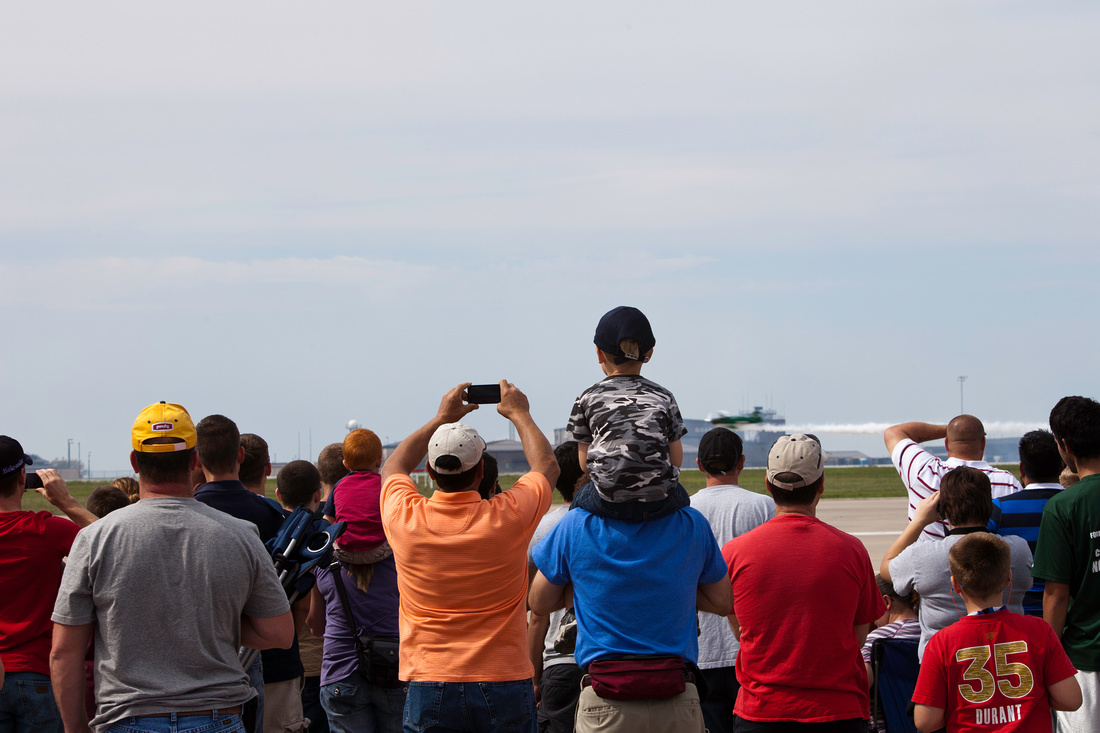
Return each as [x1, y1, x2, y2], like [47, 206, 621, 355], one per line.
[988, 429, 1064, 616]
[530, 507, 731, 733]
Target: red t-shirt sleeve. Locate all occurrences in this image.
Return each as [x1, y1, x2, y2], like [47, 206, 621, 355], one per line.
[912, 634, 949, 708]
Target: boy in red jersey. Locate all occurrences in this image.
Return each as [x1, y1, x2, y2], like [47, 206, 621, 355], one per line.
[913, 534, 1081, 732]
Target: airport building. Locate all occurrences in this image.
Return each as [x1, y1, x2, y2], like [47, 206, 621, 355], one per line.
[364, 416, 1022, 479]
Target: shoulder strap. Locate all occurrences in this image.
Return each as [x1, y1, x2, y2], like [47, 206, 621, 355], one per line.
[329, 561, 360, 633]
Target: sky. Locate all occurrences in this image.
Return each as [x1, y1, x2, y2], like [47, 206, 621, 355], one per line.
[2, 1, 1098, 475]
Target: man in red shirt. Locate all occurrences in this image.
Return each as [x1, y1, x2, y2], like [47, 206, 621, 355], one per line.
[0, 436, 95, 732]
[723, 434, 884, 732]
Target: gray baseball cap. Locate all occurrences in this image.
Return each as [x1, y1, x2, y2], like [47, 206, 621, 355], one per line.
[766, 434, 828, 490]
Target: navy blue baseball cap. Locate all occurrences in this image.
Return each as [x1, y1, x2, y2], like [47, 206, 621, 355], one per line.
[698, 429, 744, 475]
[594, 306, 656, 364]
[0, 436, 32, 477]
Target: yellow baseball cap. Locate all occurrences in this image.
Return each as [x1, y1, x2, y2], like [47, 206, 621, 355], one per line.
[132, 402, 197, 453]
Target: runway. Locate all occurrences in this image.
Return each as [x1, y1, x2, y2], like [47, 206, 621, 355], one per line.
[815, 497, 909, 571]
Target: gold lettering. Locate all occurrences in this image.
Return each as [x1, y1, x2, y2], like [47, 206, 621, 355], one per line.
[994, 642, 1034, 699]
[956, 646, 995, 704]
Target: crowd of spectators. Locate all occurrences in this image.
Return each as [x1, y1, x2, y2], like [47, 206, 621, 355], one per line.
[1, 307, 1097, 733]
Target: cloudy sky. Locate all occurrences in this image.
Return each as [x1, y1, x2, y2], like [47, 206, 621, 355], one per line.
[2, 1, 1097, 474]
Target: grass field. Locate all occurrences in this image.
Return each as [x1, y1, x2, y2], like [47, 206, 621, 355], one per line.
[21, 463, 1023, 514]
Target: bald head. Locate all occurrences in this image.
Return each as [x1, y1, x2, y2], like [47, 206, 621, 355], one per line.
[946, 414, 986, 460]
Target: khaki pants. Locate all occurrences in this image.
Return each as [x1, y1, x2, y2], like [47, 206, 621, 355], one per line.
[263, 676, 309, 733]
[574, 682, 703, 733]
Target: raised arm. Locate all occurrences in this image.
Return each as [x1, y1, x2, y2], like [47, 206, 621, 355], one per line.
[36, 469, 97, 528]
[497, 380, 560, 486]
[883, 422, 948, 456]
[381, 383, 479, 483]
[880, 492, 941, 581]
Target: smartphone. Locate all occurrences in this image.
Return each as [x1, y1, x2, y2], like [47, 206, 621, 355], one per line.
[466, 384, 502, 404]
[25, 472, 44, 490]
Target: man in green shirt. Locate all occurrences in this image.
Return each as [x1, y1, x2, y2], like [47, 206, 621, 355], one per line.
[1033, 395, 1100, 733]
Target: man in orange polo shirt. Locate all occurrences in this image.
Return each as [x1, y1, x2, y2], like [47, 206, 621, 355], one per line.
[379, 381, 559, 733]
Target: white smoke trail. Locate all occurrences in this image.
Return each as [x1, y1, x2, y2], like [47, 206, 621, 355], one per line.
[738, 421, 1048, 436]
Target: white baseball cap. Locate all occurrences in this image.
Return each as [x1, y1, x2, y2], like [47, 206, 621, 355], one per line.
[427, 423, 486, 474]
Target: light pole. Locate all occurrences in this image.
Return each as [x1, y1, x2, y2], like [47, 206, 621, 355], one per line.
[78, 442, 81, 478]
[958, 376, 967, 414]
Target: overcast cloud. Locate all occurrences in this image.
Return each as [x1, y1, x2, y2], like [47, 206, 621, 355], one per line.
[2, 1, 1097, 472]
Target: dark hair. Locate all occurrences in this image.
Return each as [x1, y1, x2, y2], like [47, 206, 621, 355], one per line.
[431, 460, 482, 492]
[196, 414, 240, 475]
[1049, 396, 1100, 461]
[134, 449, 195, 485]
[554, 441, 584, 502]
[477, 452, 500, 500]
[876, 573, 919, 611]
[239, 433, 270, 487]
[111, 476, 140, 503]
[950, 533, 1011, 599]
[938, 467, 992, 526]
[767, 475, 822, 506]
[1018, 430, 1064, 483]
[86, 486, 131, 518]
[0, 468, 23, 498]
[276, 460, 322, 508]
[317, 443, 350, 487]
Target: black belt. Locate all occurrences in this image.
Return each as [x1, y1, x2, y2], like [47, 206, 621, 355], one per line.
[134, 706, 242, 719]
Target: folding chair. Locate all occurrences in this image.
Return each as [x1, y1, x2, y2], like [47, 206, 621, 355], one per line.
[871, 637, 920, 733]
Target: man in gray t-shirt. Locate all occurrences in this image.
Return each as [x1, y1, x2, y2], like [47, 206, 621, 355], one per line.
[881, 466, 1032, 660]
[688, 429, 774, 733]
[50, 402, 293, 733]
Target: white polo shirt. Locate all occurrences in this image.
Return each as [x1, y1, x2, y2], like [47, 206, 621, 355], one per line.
[891, 438, 1022, 540]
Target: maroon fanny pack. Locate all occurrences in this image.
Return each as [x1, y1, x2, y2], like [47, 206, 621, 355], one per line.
[584, 656, 688, 701]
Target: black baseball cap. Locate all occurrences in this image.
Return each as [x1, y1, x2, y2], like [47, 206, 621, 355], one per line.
[0, 436, 32, 477]
[698, 428, 743, 475]
[593, 306, 656, 365]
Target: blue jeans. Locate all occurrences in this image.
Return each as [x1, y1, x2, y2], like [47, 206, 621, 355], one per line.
[245, 655, 264, 733]
[322, 675, 405, 733]
[105, 711, 244, 732]
[403, 680, 536, 733]
[0, 671, 63, 733]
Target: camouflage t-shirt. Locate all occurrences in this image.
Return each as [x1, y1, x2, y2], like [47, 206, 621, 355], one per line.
[567, 374, 687, 502]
